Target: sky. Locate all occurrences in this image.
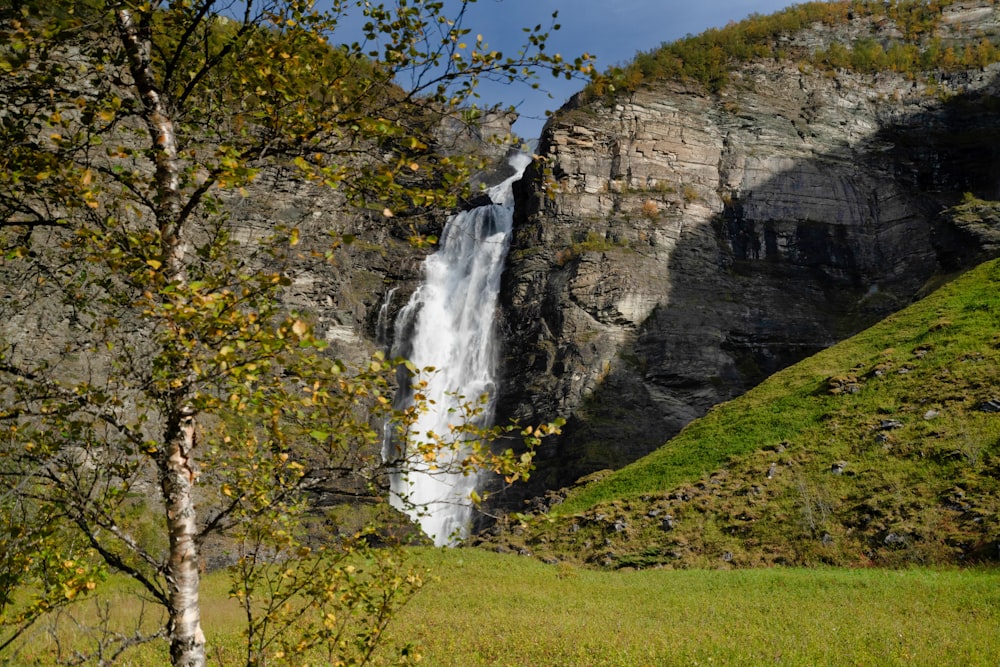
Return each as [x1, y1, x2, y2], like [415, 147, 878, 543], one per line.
[438, 0, 801, 138]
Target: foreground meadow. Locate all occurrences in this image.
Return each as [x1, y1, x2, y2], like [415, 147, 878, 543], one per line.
[13, 548, 999, 666]
[384, 549, 999, 666]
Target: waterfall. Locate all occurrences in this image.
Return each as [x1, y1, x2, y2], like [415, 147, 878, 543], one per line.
[387, 151, 531, 546]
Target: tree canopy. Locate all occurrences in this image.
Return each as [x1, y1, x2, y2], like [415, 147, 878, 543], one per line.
[0, 1, 581, 664]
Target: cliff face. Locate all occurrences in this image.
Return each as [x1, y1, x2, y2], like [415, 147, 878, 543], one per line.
[498, 4, 1000, 496]
[215, 110, 520, 366]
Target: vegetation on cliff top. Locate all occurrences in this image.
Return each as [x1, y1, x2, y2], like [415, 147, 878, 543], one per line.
[483, 253, 1000, 568]
[588, 0, 1000, 97]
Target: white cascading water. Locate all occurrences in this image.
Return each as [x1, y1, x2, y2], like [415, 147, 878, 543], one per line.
[387, 151, 532, 546]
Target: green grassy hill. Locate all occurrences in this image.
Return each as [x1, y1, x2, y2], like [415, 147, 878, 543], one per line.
[482, 258, 1000, 568]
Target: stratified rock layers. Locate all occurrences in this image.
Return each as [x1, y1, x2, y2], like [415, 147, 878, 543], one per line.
[499, 6, 1000, 496]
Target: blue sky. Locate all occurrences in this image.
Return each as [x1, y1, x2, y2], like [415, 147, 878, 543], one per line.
[442, 0, 800, 138]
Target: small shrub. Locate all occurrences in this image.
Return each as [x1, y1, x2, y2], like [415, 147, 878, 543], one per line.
[555, 232, 631, 265]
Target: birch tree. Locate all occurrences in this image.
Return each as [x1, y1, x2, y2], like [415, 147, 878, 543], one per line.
[0, 1, 581, 664]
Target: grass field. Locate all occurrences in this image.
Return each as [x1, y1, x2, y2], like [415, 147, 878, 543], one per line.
[382, 549, 1000, 667]
[10, 548, 1000, 666]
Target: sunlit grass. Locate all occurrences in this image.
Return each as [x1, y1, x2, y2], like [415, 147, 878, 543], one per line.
[385, 549, 999, 667]
[10, 573, 245, 666]
[11, 549, 999, 666]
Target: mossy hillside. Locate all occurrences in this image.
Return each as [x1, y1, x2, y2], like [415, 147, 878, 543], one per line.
[488, 257, 1000, 568]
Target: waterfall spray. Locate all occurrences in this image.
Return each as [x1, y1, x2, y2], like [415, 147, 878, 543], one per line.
[387, 152, 531, 546]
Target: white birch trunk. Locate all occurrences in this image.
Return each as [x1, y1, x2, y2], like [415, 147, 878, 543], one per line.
[116, 10, 206, 666]
[160, 410, 206, 667]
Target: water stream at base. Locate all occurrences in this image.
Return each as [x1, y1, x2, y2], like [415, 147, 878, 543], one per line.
[386, 152, 531, 546]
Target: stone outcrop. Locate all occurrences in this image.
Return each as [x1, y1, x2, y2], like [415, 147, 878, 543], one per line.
[496, 3, 1000, 498]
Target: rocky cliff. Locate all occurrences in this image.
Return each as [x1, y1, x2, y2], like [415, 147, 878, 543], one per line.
[496, 2, 1000, 500]
[218, 110, 520, 367]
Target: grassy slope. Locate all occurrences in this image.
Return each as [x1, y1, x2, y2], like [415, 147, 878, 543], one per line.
[485, 259, 1000, 568]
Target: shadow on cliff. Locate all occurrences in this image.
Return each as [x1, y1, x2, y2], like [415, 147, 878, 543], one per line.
[491, 69, 1000, 512]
